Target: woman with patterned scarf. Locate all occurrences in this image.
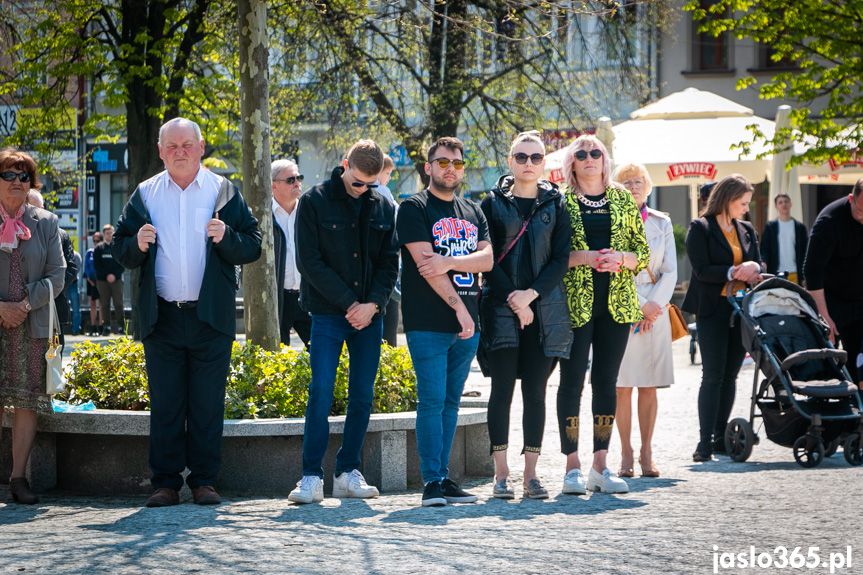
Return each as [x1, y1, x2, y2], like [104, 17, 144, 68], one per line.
[556, 135, 649, 496]
[0, 148, 66, 504]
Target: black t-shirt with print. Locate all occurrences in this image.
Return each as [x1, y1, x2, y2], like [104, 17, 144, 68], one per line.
[397, 189, 490, 334]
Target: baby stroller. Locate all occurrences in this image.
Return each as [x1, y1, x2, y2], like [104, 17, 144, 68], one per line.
[724, 277, 863, 468]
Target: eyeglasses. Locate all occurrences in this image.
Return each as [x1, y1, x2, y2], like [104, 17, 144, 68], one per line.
[574, 149, 603, 161]
[351, 181, 378, 190]
[276, 175, 304, 185]
[0, 171, 32, 183]
[429, 158, 465, 170]
[512, 153, 544, 165]
[622, 179, 644, 188]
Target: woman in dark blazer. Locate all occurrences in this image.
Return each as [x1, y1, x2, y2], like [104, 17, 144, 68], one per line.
[682, 174, 764, 461]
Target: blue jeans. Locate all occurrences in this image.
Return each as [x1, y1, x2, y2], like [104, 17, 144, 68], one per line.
[302, 314, 383, 478]
[68, 281, 81, 333]
[406, 330, 479, 484]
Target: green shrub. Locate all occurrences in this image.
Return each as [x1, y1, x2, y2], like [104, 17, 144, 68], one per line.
[672, 223, 688, 258]
[61, 337, 418, 419]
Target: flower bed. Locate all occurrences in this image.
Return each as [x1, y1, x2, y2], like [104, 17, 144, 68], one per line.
[61, 338, 418, 418]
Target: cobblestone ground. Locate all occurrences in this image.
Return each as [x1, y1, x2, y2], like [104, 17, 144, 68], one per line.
[1, 337, 861, 574]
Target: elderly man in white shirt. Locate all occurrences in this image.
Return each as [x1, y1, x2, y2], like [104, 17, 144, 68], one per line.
[271, 158, 311, 347]
[112, 117, 262, 508]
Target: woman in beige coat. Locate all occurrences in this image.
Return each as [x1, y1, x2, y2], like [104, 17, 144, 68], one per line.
[613, 163, 677, 478]
[0, 148, 66, 504]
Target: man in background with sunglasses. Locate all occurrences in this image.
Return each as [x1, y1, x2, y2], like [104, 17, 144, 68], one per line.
[397, 136, 493, 507]
[290, 139, 399, 504]
[271, 158, 311, 348]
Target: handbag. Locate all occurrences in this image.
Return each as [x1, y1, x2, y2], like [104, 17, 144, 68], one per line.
[44, 280, 67, 395]
[646, 267, 689, 342]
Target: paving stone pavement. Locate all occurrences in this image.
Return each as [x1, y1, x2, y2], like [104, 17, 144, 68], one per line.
[1, 337, 861, 574]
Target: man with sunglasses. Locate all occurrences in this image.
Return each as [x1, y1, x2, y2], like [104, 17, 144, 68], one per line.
[271, 158, 311, 348]
[290, 139, 398, 504]
[397, 136, 493, 507]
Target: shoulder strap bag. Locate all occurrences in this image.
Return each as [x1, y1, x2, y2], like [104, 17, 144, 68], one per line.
[45, 280, 67, 395]
[646, 267, 689, 342]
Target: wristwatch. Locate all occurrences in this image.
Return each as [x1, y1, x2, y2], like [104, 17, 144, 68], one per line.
[531, 289, 540, 298]
[373, 303, 381, 314]
[24, 300, 31, 312]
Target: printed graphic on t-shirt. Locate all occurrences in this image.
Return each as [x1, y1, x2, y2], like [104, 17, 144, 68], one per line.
[432, 216, 479, 291]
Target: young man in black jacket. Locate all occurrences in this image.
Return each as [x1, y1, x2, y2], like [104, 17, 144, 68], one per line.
[760, 194, 808, 285]
[112, 117, 261, 507]
[289, 140, 398, 504]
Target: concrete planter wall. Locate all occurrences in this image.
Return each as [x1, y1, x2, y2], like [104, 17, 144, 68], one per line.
[1, 408, 492, 496]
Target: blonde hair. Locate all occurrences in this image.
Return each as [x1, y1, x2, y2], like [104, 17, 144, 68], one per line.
[562, 134, 611, 194]
[612, 163, 653, 198]
[509, 131, 545, 156]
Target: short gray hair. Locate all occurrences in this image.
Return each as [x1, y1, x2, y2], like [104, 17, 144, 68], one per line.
[27, 189, 44, 208]
[271, 158, 299, 181]
[158, 117, 203, 145]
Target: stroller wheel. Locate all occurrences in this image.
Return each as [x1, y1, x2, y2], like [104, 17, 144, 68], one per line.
[843, 434, 863, 466]
[725, 418, 755, 462]
[793, 435, 825, 468]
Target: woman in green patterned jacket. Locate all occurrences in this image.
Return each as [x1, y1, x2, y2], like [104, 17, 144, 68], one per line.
[556, 134, 649, 496]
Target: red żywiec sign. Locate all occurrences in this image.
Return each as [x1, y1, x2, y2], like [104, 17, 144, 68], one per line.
[827, 150, 863, 171]
[666, 162, 717, 181]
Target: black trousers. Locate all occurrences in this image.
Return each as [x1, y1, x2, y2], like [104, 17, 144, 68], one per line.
[382, 297, 399, 347]
[695, 298, 746, 451]
[280, 290, 312, 348]
[143, 299, 233, 491]
[557, 276, 631, 454]
[486, 319, 557, 454]
[828, 297, 863, 384]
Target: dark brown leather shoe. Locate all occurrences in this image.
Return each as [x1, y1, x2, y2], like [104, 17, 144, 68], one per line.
[192, 485, 221, 505]
[145, 488, 180, 508]
[10, 477, 39, 504]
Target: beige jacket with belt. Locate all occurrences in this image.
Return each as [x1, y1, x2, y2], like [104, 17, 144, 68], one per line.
[0, 205, 66, 339]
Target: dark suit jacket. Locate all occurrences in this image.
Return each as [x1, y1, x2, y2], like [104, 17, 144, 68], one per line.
[112, 175, 262, 340]
[682, 215, 764, 317]
[760, 218, 808, 279]
[56, 228, 78, 326]
[272, 214, 286, 323]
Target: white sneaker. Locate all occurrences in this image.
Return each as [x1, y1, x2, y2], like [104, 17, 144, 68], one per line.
[587, 468, 629, 494]
[562, 469, 587, 495]
[332, 469, 379, 499]
[288, 476, 324, 504]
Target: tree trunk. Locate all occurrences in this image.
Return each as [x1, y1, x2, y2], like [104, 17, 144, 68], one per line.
[238, 0, 279, 350]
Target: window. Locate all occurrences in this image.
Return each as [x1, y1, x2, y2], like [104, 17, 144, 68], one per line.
[692, 0, 731, 71]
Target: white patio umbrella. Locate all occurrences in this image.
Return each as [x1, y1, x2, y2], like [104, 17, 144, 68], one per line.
[769, 105, 802, 221]
[545, 89, 775, 220]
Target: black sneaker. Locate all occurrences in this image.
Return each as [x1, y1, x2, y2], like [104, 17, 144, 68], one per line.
[421, 481, 447, 507]
[102, 326, 111, 336]
[441, 478, 478, 503]
[713, 437, 728, 456]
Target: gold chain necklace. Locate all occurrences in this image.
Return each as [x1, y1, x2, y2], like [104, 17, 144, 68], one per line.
[576, 193, 608, 208]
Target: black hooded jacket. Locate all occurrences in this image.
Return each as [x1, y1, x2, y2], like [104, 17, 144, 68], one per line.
[479, 176, 573, 357]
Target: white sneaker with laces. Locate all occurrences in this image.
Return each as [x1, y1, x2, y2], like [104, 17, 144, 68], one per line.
[562, 469, 587, 495]
[587, 468, 629, 494]
[333, 469, 379, 499]
[288, 475, 324, 504]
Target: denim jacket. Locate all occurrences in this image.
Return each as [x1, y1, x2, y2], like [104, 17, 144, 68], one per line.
[295, 166, 398, 316]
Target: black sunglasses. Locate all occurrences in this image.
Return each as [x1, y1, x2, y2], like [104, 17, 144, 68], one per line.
[0, 171, 32, 183]
[429, 158, 466, 170]
[351, 181, 378, 190]
[276, 175, 304, 185]
[574, 149, 603, 161]
[512, 153, 544, 165]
